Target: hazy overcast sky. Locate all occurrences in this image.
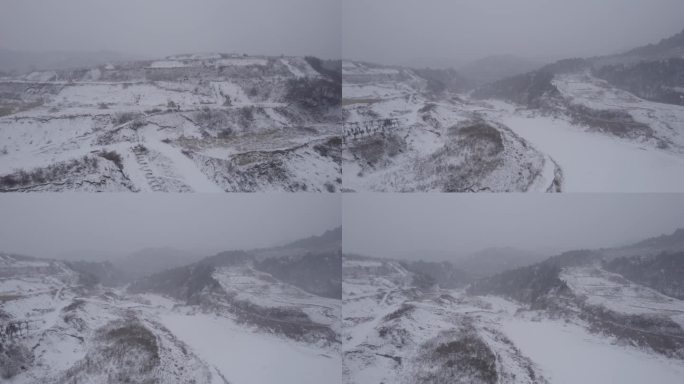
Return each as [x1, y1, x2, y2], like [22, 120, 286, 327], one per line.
[343, 0, 684, 65]
[343, 194, 684, 260]
[0, 194, 340, 259]
[0, 0, 340, 58]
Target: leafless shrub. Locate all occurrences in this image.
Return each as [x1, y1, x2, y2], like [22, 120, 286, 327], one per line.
[0, 343, 32, 379]
[0, 156, 100, 190]
[98, 150, 124, 170]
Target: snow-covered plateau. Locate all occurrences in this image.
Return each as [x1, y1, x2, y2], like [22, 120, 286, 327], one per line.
[0, 55, 341, 192]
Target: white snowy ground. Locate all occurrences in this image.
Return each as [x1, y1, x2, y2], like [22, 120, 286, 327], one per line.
[499, 112, 684, 192]
[477, 74, 684, 192]
[554, 73, 684, 149]
[502, 318, 684, 384]
[342, 63, 684, 192]
[0, 56, 340, 192]
[212, 266, 341, 332]
[561, 266, 684, 328]
[2, 289, 339, 384]
[348, 289, 684, 384]
[1, 284, 214, 383]
[342, 257, 684, 384]
[342, 92, 553, 192]
[491, 268, 684, 384]
[161, 313, 341, 384]
[1, 256, 340, 384]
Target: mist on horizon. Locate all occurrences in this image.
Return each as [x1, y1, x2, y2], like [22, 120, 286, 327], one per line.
[343, 194, 684, 261]
[0, 0, 340, 60]
[343, 0, 684, 67]
[0, 194, 341, 260]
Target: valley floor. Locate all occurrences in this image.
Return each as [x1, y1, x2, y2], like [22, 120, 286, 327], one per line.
[344, 287, 684, 384]
[343, 64, 684, 192]
[161, 312, 341, 384]
[498, 112, 684, 192]
[1, 275, 340, 384]
[342, 258, 684, 384]
[502, 318, 684, 384]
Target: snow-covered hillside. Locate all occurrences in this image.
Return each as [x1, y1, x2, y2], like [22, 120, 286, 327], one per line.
[0, 247, 341, 383]
[343, 230, 684, 384]
[342, 26, 684, 193]
[342, 61, 559, 192]
[0, 55, 341, 192]
[343, 256, 552, 384]
[342, 60, 684, 192]
[484, 74, 684, 192]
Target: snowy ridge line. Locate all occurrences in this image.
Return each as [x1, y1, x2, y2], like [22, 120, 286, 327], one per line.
[1, 247, 342, 383]
[343, 58, 684, 192]
[342, 250, 684, 383]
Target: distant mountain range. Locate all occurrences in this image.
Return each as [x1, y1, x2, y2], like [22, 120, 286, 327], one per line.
[0, 226, 341, 383]
[354, 228, 684, 292]
[0, 48, 140, 74]
[458, 54, 545, 87]
[0, 53, 342, 192]
[471, 227, 684, 306]
[400, 54, 545, 87]
[342, 27, 684, 192]
[396, 246, 546, 281]
[129, 227, 342, 299]
[475, 28, 684, 107]
[41, 226, 342, 284]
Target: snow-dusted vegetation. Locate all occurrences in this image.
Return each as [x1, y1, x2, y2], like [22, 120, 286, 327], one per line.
[0, 55, 341, 192]
[0, 227, 342, 383]
[343, 228, 684, 384]
[342, 29, 684, 192]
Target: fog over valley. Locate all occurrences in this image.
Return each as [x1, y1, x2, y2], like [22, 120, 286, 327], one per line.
[0, 194, 341, 259]
[0, 0, 340, 63]
[342, 194, 684, 384]
[343, 194, 684, 260]
[0, 193, 343, 383]
[2, 1, 684, 383]
[343, 0, 684, 66]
